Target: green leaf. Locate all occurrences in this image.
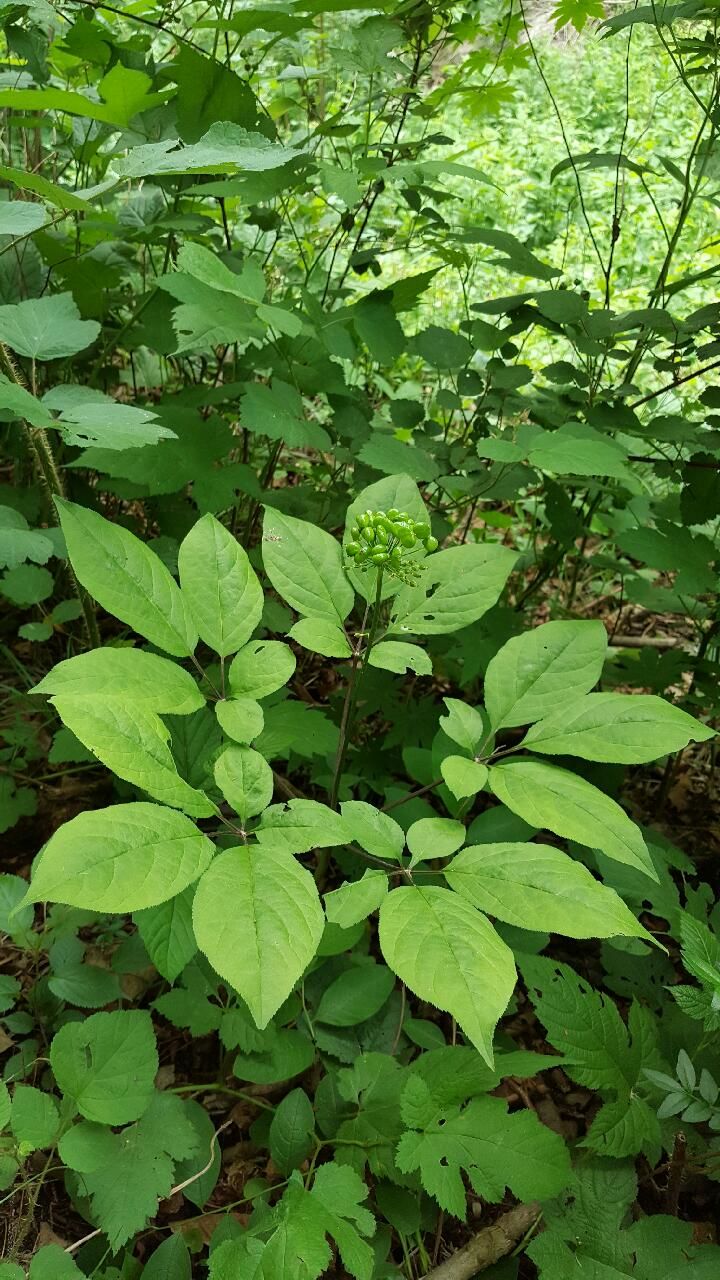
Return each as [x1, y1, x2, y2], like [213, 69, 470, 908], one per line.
[25, 802, 214, 911]
[0, 1081, 10, 1131]
[32, 648, 204, 715]
[390, 543, 517, 636]
[522, 954, 656, 1097]
[142, 1235, 192, 1280]
[28, 1245, 85, 1279]
[55, 500, 197, 657]
[256, 798, 349, 853]
[484, 620, 608, 729]
[440, 698, 487, 753]
[0, 202, 47, 236]
[50, 1009, 158, 1125]
[10, 1085, 59, 1151]
[0, 164, 90, 211]
[193, 845, 324, 1027]
[173, 43, 262, 143]
[379, 886, 516, 1065]
[288, 617, 352, 658]
[340, 801, 405, 862]
[115, 123, 304, 178]
[457, 226, 560, 280]
[413, 324, 473, 369]
[214, 745, 274, 822]
[228, 639, 296, 699]
[216, 697, 264, 743]
[367, 641, 432, 675]
[48, 964, 121, 1010]
[440, 756, 489, 800]
[0, 293, 100, 360]
[406, 817, 465, 868]
[528, 422, 630, 478]
[234, 1029, 314, 1085]
[51, 698, 214, 817]
[178, 513, 263, 656]
[59, 1120, 127, 1174]
[445, 843, 651, 939]
[397, 1093, 571, 1219]
[1, 563, 53, 605]
[269, 1088, 315, 1173]
[522, 692, 715, 762]
[324, 870, 389, 929]
[134, 887, 198, 983]
[358, 433, 439, 481]
[489, 759, 657, 880]
[0, 504, 54, 569]
[80, 1093, 198, 1250]
[317, 962, 395, 1027]
[172, 1098, 221, 1209]
[262, 508, 354, 624]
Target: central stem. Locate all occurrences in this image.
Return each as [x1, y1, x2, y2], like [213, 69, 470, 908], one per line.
[328, 569, 384, 814]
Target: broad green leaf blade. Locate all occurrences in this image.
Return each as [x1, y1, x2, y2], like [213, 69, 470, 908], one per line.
[340, 801, 405, 862]
[178, 513, 263, 656]
[484, 619, 608, 730]
[445, 843, 651, 940]
[215, 698, 264, 744]
[52, 698, 214, 817]
[142, 1235, 192, 1280]
[521, 692, 715, 762]
[50, 1009, 158, 1125]
[324, 870, 389, 928]
[406, 818, 465, 869]
[32, 648, 204, 715]
[10, 1086, 59, 1151]
[269, 1088, 315, 1174]
[367, 641, 432, 675]
[317, 962, 395, 1027]
[0, 293, 100, 360]
[489, 759, 657, 880]
[379, 886, 516, 1065]
[55, 499, 197, 656]
[262, 508, 354, 624]
[256, 798, 349, 853]
[397, 1094, 571, 1219]
[228, 639, 296, 699]
[389, 544, 517, 636]
[193, 845, 324, 1027]
[214, 745, 274, 822]
[440, 757, 489, 800]
[440, 698, 487, 753]
[134, 887, 198, 983]
[288, 617, 352, 658]
[25, 803, 214, 911]
[114, 123, 304, 178]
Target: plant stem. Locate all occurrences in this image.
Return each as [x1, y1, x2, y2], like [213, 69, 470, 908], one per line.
[0, 342, 100, 648]
[328, 571, 384, 813]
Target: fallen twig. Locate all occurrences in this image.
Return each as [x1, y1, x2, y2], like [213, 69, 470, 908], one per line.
[422, 1201, 542, 1279]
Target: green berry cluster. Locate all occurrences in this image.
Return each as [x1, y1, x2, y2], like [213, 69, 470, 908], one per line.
[346, 509, 438, 584]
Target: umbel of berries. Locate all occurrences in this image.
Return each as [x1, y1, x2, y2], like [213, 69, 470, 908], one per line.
[346, 509, 438, 584]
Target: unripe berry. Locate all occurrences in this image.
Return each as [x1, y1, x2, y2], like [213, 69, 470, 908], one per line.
[424, 535, 438, 552]
[346, 541, 361, 556]
[414, 521, 430, 540]
[371, 548, 388, 564]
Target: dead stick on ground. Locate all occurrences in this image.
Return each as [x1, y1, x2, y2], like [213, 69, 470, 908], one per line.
[423, 1201, 541, 1279]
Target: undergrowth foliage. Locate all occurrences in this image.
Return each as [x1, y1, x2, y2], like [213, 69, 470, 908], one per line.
[0, 1, 719, 1277]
